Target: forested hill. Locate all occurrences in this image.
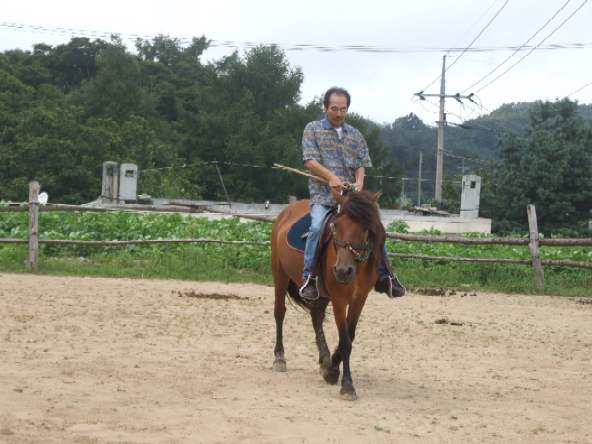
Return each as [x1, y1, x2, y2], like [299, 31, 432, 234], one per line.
[0, 36, 399, 205]
[379, 102, 592, 181]
[1, 37, 591, 233]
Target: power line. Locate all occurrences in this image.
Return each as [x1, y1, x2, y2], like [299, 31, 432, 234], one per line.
[444, 0, 511, 75]
[140, 160, 269, 174]
[462, 0, 573, 94]
[473, 0, 589, 95]
[452, 104, 480, 123]
[443, 150, 494, 166]
[467, 96, 493, 114]
[411, 95, 441, 118]
[140, 160, 406, 182]
[457, 98, 495, 122]
[419, 0, 511, 92]
[450, 0, 501, 49]
[2, 21, 592, 55]
[567, 80, 592, 97]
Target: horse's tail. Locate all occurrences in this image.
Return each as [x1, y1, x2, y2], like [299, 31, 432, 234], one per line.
[286, 280, 312, 312]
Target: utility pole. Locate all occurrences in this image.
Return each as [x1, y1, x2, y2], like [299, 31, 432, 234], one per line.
[435, 56, 446, 202]
[414, 55, 475, 203]
[417, 151, 423, 207]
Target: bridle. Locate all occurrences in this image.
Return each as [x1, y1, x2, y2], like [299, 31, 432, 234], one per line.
[329, 221, 372, 263]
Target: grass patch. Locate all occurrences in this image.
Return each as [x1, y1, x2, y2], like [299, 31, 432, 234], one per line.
[393, 259, 592, 297]
[1, 244, 590, 296]
[0, 245, 272, 285]
[1, 211, 590, 296]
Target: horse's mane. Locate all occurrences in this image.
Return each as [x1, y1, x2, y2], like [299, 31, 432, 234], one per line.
[338, 190, 385, 269]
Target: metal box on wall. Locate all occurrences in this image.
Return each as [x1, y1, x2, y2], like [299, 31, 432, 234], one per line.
[460, 175, 481, 219]
[118, 163, 138, 202]
[101, 161, 120, 202]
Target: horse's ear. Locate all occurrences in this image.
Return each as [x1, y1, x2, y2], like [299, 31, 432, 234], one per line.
[330, 186, 344, 205]
[371, 191, 382, 204]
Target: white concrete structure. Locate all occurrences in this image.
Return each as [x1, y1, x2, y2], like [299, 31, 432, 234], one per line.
[118, 163, 138, 202]
[460, 175, 482, 219]
[101, 161, 119, 202]
[380, 211, 491, 234]
[154, 199, 492, 234]
[101, 161, 138, 203]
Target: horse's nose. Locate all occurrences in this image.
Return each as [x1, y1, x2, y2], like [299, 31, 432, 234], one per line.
[333, 265, 355, 283]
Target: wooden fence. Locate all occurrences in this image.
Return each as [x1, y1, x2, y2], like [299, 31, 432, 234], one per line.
[1, 181, 591, 290]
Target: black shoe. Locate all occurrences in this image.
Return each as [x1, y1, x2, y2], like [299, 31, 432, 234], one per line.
[375, 273, 406, 298]
[299, 276, 319, 302]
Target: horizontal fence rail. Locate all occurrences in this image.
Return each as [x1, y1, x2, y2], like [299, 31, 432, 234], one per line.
[0, 238, 269, 246]
[390, 253, 592, 269]
[1, 182, 591, 290]
[386, 232, 592, 246]
[0, 201, 276, 222]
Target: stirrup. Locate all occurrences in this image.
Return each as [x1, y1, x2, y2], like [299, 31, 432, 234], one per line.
[376, 273, 406, 298]
[299, 275, 319, 302]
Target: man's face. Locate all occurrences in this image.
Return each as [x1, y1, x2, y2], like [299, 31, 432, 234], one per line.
[325, 94, 348, 128]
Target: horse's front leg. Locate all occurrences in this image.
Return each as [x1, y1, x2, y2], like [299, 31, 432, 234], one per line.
[332, 293, 368, 400]
[310, 298, 339, 384]
[330, 315, 359, 366]
[331, 302, 357, 400]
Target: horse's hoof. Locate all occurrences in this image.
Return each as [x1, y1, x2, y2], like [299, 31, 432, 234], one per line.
[272, 359, 287, 372]
[321, 366, 340, 385]
[340, 386, 358, 401]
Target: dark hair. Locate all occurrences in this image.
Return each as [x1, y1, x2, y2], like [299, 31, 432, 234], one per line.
[323, 87, 351, 109]
[339, 190, 384, 270]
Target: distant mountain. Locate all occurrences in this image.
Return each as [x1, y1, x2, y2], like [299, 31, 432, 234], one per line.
[380, 101, 592, 182]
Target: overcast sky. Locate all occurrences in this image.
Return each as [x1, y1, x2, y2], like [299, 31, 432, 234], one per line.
[2, 0, 591, 126]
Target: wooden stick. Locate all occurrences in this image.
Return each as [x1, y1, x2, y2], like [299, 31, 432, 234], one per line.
[273, 163, 328, 184]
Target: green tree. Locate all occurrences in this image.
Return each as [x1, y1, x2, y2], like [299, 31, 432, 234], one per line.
[484, 99, 592, 233]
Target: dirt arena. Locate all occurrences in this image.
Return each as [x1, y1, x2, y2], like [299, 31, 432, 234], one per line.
[0, 273, 590, 443]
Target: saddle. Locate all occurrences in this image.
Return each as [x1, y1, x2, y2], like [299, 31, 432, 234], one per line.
[286, 209, 335, 298]
[286, 209, 335, 254]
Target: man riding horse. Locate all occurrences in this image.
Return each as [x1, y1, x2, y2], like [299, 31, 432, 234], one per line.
[299, 86, 406, 302]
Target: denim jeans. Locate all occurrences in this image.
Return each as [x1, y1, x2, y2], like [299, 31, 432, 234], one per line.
[303, 203, 392, 279]
[379, 243, 390, 277]
[302, 203, 333, 279]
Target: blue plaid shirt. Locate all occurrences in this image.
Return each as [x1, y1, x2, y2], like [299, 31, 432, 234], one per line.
[302, 117, 372, 206]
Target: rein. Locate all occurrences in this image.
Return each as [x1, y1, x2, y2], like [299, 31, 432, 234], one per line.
[329, 221, 372, 263]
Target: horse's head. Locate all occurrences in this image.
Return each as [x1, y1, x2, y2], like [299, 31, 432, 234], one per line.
[329, 190, 384, 284]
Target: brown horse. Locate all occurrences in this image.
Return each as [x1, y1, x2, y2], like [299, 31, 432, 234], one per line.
[270, 189, 385, 400]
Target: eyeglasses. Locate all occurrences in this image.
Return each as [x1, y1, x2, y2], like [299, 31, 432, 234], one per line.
[329, 106, 348, 114]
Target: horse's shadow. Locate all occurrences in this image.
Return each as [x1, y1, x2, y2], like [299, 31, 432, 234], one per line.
[326, 369, 424, 401]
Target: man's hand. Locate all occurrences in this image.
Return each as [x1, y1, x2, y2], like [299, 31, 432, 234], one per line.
[329, 175, 343, 189]
[353, 167, 365, 193]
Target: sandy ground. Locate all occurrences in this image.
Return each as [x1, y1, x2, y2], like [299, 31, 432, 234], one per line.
[0, 273, 591, 444]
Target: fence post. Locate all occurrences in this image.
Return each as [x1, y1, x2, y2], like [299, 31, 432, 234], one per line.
[527, 204, 544, 290]
[28, 181, 40, 272]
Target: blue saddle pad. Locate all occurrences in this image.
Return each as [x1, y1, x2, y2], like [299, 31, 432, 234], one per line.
[287, 213, 311, 253]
